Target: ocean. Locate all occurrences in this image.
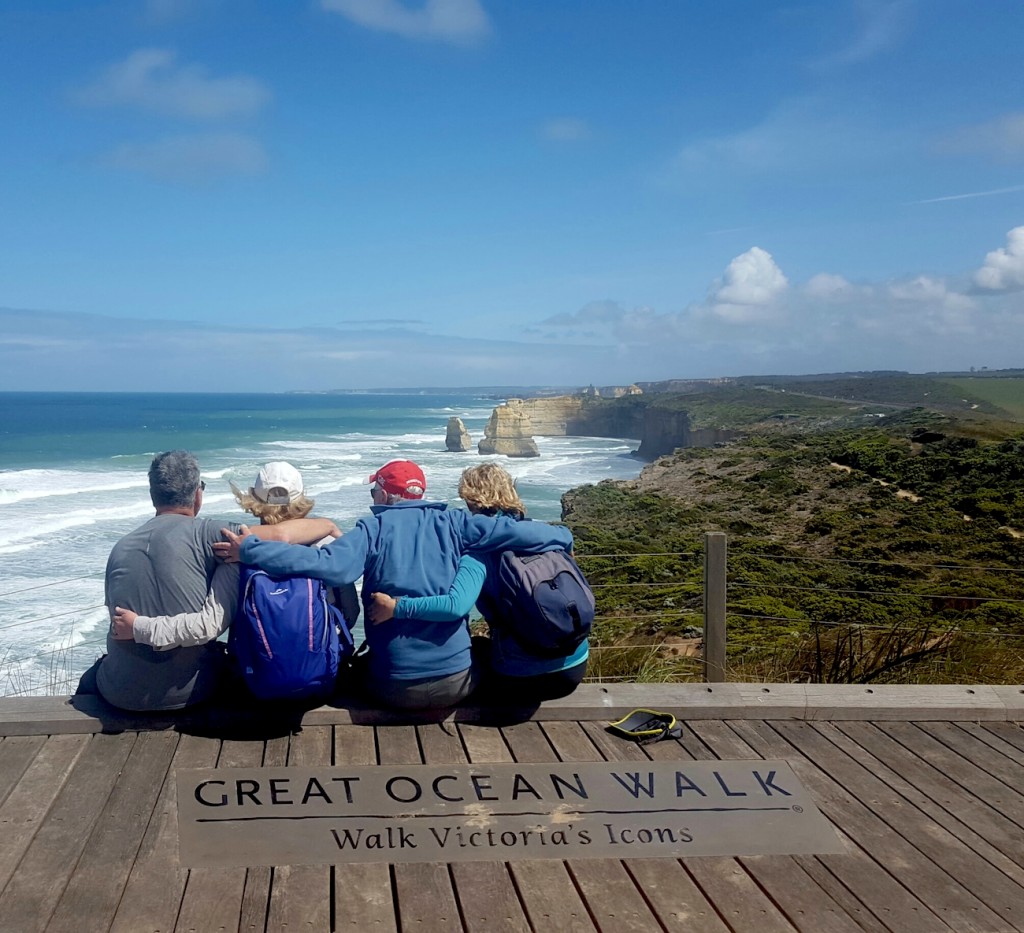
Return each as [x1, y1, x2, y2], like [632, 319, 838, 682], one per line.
[0, 391, 642, 695]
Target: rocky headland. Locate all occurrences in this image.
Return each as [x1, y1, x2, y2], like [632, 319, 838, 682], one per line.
[481, 392, 737, 460]
[478, 399, 540, 457]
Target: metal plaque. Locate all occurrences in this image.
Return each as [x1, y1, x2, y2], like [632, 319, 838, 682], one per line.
[177, 759, 844, 867]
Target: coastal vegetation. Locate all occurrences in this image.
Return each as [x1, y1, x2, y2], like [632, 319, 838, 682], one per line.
[562, 375, 1024, 685]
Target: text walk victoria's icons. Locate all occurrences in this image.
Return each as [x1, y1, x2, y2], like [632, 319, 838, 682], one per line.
[177, 760, 844, 867]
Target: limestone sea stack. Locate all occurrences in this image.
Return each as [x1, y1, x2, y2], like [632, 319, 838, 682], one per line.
[445, 416, 472, 452]
[478, 399, 540, 458]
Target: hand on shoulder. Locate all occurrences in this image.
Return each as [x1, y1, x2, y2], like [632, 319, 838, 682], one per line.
[213, 524, 252, 562]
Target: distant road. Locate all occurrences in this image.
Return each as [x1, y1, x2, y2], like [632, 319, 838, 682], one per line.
[761, 387, 921, 411]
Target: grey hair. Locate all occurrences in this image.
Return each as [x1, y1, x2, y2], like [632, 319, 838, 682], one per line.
[149, 450, 201, 508]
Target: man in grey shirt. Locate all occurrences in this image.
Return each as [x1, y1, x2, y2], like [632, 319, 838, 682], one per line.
[94, 450, 337, 711]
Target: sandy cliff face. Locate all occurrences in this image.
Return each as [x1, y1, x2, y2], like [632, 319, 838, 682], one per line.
[485, 394, 732, 461]
[520, 397, 586, 435]
[478, 400, 540, 457]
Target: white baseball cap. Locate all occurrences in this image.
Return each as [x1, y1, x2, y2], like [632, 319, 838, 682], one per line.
[252, 461, 304, 505]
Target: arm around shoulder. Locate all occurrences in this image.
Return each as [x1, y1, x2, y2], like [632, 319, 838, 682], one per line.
[241, 522, 369, 586]
[132, 562, 239, 650]
[462, 513, 573, 554]
[392, 554, 486, 622]
[249, 517, 341, 545]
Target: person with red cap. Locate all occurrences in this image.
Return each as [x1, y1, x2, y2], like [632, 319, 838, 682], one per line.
[218, 458, 573, 710]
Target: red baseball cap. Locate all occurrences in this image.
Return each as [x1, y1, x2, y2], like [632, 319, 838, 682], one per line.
[368, 460, 426, 499]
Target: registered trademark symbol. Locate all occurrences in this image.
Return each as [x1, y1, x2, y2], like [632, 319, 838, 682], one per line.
[792, 804, 804, 813]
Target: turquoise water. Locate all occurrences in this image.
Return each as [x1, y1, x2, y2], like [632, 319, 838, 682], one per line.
[0, 392, 642, 694]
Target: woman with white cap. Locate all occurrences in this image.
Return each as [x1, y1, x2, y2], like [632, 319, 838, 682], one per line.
[111, 462, 358, 651]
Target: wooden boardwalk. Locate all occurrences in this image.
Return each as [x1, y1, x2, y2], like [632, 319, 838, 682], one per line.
[0, 685, 1022, 932]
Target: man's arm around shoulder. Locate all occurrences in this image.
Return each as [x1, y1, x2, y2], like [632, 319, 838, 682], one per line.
[461, 513, 573, 554]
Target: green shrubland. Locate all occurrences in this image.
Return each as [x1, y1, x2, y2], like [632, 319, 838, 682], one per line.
[564, 415, 1024, 685]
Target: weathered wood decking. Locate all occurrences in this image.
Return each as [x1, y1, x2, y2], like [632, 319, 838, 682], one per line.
[0, 684, 1022, 932]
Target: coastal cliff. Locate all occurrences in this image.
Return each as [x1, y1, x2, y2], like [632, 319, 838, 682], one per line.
[477, 394, 678, 459]
[510, 394, 711, 461]
[478, 400, 540, 457]
[635, 407, 735, 459]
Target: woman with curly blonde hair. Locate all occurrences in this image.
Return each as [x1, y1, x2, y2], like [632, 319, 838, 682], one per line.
[369, 462, 588, 701]
[457, 463, 526, 518]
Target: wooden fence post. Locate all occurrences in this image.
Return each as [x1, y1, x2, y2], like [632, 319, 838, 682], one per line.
[703, 532, 727, 682]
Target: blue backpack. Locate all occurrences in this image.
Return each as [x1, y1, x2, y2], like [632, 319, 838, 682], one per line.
[490, 550, 595, 658]
[230, 567, 355, 701]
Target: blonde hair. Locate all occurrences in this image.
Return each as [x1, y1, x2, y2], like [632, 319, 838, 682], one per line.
[458, 463, 526, 517]
[230, 483, 315, 525]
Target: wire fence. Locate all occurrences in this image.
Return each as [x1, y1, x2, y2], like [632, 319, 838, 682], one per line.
[2, 540, 1022, 697]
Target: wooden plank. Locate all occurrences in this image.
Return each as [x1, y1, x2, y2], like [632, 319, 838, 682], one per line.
[957, 721, 1024, 764]
[727, 720, 951, 933]
[47, 731, 180, 933]
[684, 722, 890, 933]
[916, 721, 1024, 793]
[667, 722, 863, 933]
[333, 725, 398, 932]
[804, 684, 1005, 721]
[792, 857, 891, 933]
[876, 722, 1024, 831]
[638, 726, 802, 933]
[578, 722, 731, 933]
[539, 720, 603, 762]
[458, 724, 512, 763]
[835, 721, 1024, 873]
[835, 721, 1024, 884]
[237, 735, 290, 933]
[419, 723, 531, 933]
[0, 734, 88, 893]
[175, 738, 264, 933]
[503, 720, 663, 933]
[377, 725, 462, 932]
[0, 732, 136, 933]
[264, 726, 333, 933]
[775, 719, 1015, 932]
[0, 735, 45, 807]
[460, 723, 597, 933]
[109, 733, 220, 933]
[2, 682, 1018, 737]
[981, 721, 1024, 755]
[992, 685, 1024, 719]
[685, 858, 799, 933]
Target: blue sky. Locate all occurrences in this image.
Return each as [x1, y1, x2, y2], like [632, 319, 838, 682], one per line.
[2, 0, 1023, 391]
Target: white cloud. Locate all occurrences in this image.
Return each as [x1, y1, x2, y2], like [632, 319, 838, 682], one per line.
[321, 0, 490, 45]
[102, 133, 268, 183]
[888, 275, 965, 307]
[669, 97, 910, 182]
[543, 300, 625, 327]
[814, 0, 913, 68]
[974, 226, 1024, 292]
[938, 112, 1024, 161]
[541, 118, 591, 142]
[75, 48, 270, 120]
[804, 273, 855, 300]
[712, 246, 788, 307]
